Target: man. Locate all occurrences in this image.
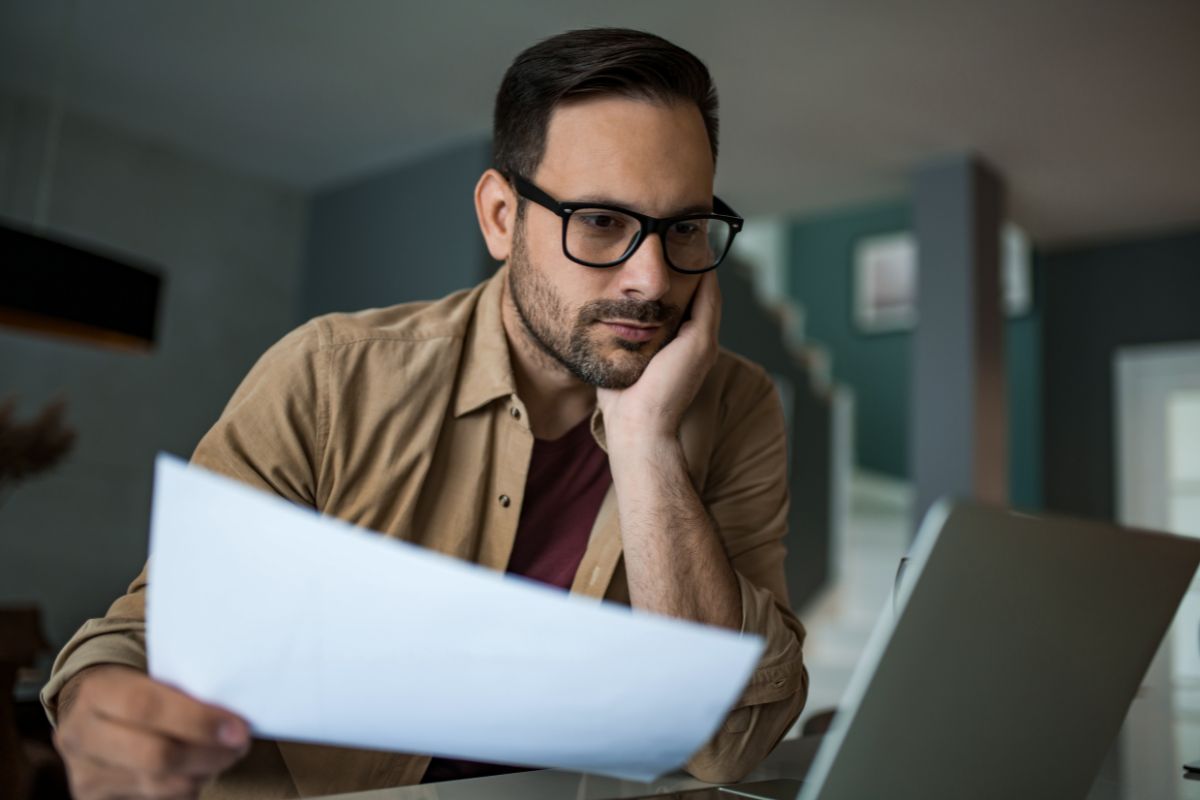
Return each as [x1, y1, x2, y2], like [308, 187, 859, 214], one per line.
[43, 28, 808, 799]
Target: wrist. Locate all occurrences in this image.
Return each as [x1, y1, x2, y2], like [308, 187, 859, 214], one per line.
[57, 664, 136, 722]
[607, 430, 683, 470]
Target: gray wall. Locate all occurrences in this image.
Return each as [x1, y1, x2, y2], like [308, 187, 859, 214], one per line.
[786, 199, 1043, 509]
[302, 138, 493, 318]
[0, 93, 308, 647]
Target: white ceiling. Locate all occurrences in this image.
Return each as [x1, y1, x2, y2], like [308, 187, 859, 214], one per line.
[2, 0, 1198, 246]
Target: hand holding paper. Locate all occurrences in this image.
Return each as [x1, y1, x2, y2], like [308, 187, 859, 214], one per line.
[147, 455, 764, 781]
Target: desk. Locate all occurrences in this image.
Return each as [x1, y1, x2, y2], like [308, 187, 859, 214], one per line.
[315, 738, 821, 800]
[311, 735, 1168, 800]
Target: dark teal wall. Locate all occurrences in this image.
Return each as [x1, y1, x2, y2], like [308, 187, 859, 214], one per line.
[788, 202, 913, 478]
[1041, 228, 1200, 520]
[786, 200, 1042, 509]
[1006, 289, 1042, 511]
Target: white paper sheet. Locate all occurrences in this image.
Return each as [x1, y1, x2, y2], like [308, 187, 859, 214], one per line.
[146, 454, 764, 781]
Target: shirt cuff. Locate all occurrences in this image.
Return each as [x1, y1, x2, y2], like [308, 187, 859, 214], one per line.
[732, 570, 807, 708]
[40, 618, 147, 726]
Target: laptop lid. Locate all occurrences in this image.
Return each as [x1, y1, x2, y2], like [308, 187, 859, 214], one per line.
[798, 500, 1200, 800]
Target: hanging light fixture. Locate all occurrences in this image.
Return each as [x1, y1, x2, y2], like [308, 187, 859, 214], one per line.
[1, 222, 162, 351]
[0, 0, 163, 352]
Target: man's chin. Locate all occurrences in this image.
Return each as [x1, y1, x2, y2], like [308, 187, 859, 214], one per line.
[613, 337, 649, 354]
[590, 370, 642, 390]
[591, 350, 651, 389]
[567, 326, 669, 388]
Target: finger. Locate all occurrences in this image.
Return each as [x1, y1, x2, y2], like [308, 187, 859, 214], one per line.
[708, 270, 723, 332]
[677, 273, 719, 353]
[701, 269, 722, 332]
[60, 709, 246, 778]
[688, 270, 720, 334]
[63, 751, 201, 800]
[84, 670, 250, 749]
[63, 755, 138, 800]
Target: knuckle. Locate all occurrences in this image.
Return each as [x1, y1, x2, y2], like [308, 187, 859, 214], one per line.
[67, 765, 107, 800]
[126, 684, 162, 722]
[52, 726, 75, 754]
[53, 722, 89, 759]
[67, 776, 95, 800]
[140, 737, 182, 773]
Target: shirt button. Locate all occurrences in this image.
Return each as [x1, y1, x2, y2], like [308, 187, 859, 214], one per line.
[510, 407, 521, 420]
[499, 494, 511, 508]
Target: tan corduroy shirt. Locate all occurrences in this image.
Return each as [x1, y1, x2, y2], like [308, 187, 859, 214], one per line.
[42, 266, 808, 798]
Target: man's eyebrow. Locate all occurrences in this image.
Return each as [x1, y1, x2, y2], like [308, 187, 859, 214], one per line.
[574, 195, 713, 217]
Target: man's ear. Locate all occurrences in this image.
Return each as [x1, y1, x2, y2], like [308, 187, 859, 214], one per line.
[475, 169, 518, 262]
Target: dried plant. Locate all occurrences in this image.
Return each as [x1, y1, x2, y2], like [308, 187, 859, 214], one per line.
[0, 398, 76, 499]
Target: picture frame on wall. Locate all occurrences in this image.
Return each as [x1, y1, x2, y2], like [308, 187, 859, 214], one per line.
[853, 232, 918, 334]
[852, 224, 1033, 334]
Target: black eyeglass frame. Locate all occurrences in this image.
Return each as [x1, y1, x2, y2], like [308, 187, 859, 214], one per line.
[510, 174, 744, 275]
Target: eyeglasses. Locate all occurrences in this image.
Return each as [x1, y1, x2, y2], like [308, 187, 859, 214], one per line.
[510, 175, 743, 275]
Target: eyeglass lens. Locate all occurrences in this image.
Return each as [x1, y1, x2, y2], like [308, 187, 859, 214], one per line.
[565, 208, 733, 271]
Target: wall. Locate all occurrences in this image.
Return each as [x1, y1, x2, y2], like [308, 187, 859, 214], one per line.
[1007, 282, 1042, 512]
[1041, 227, 1200, 521]
[302, 138, 493, 318]
[786, 200, 1043, 509]
[0, 94, 307, 647]
[788, 201, 912, 477]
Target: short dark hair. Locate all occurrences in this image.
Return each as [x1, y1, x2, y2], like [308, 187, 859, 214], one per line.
[492, 28, 720, 181]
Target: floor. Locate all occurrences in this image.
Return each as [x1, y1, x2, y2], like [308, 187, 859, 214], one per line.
[793, 470, 911, 729]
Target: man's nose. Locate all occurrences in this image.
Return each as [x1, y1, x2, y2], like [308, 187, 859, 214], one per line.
[616, 233, 672, 301]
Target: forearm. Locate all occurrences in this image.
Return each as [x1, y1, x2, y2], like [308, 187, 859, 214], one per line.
[598, 333, 809, 781]
[609, 434, 741, 630]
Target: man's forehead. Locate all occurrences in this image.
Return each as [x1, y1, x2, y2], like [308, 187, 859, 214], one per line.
[534, 95, 714, 213]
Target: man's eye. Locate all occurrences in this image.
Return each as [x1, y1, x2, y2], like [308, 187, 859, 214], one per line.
[671, 221, 703, 237]
[579, 214, 625, 231]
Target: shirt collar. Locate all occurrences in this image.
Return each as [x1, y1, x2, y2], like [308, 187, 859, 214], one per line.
[452, 266, 611, 455]
[453, 266, 518, 418]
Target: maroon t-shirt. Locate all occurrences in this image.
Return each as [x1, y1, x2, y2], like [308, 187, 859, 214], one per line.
[422, 415, 612, 784]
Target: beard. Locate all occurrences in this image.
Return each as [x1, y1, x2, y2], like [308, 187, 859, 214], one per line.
[507, 222, 682, 389]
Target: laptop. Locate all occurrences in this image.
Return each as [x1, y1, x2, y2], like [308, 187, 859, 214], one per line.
[643, 499, 1200, 800]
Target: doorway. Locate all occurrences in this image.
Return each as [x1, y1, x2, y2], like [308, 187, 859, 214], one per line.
[1115, 341, 1200, 800]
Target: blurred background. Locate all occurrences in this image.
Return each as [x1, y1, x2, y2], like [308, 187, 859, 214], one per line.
[2, 1, 1199, 798]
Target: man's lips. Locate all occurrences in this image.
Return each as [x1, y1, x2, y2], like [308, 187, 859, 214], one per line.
[600, 320, 660, 342]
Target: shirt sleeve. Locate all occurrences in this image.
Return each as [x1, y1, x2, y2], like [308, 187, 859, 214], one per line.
[684, 360, 810, 784]
[40, 321, 326, 724]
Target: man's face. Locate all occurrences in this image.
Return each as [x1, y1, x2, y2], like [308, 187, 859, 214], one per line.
[507, 95, 715, 389]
